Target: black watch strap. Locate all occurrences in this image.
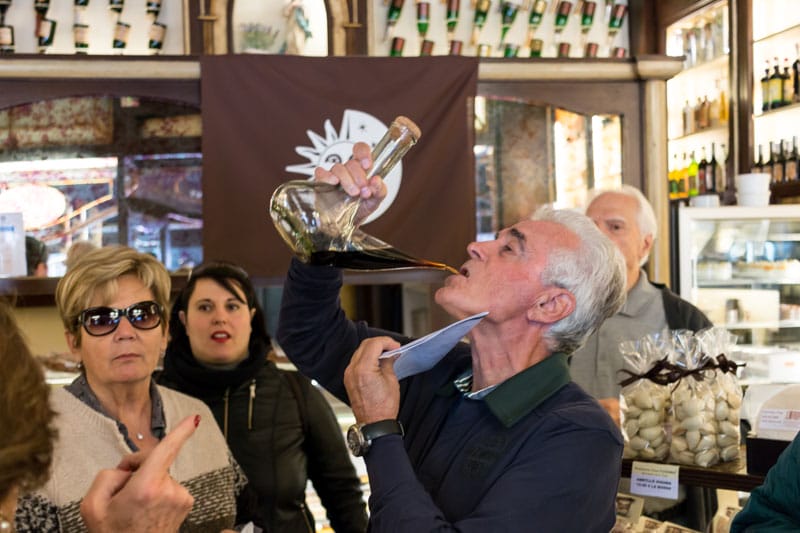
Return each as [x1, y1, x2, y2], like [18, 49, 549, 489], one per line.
[348, 419, 404, 457]
[362, 419, 404, 441]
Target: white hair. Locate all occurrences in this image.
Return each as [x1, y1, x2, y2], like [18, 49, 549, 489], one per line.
[532, 206, 627, 354]
[585, 184, 657, 266]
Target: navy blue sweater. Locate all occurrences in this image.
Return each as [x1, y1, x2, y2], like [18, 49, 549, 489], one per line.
[277, 259, 623, 532]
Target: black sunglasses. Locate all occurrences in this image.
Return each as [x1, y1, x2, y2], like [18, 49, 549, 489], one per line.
[77, 301, 163, 337]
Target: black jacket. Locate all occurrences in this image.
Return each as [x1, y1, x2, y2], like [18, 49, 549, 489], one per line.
[158, 355, 368, 533]
[654, 281, 713, 331]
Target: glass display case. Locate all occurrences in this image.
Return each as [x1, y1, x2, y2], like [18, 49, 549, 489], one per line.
[678, 204, 800, 385]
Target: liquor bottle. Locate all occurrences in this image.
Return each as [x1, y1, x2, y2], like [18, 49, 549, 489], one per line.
[503, 43, 519, 57]
[786, 136, 799, 181]
[419, 39, 434, 56]
[580, 1, 596, 34]
[693, 97, 703, 131]
[37, 17, 55, 53]
[768, 141, 783, 184]
[553, 1, 572, 34]
[0, 0, 10, 21]
[709, 88, 721, 127]
[687, 151, 699, 197]
[0, 22, 13, 55]
[146, 0, 160, 18]
[74, 23, 89, 53]
[794, 44, 800, 103]
[112, 20, 130, 49]
[698, 96, 710, 130]
[499, 1, 521, 45]
[668, 154, 680, 200]
[679, 152, 689, 198]
[526, 0, 547, 45]
[529, 38, 543, 57]
[0, 0, 12, 54]
[416, 1, 430, 40]
[770, 57, 784, 109]
[389, 36, 405, 57]
[707, 142, 719, 194]
[384, 0, 404, 41]
[148, 21, 166, 53]
[718, 80, 729, 124]
[608, 3, 627, 37]
[761, 61, 771, 112]
[270, 116, 455, 273]
[751, 144, 765, 174]
[34, 0, 49, 16]
[698, 146, 708, 195]
[782, 58, 793, 106]
[445, 0, 460, 41]
[470, 0, 491, 45]
[682, 100, 694, 136]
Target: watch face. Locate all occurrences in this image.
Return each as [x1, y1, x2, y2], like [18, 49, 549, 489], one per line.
[346, 424, 366, 456]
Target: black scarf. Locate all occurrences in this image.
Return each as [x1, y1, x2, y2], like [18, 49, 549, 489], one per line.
[160, 335, 268, 399]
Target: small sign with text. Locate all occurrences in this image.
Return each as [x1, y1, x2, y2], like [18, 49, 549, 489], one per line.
[630, 461, 679, 500]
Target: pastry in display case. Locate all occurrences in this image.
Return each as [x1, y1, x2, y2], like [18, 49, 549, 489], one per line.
[678, 204, 800, 386]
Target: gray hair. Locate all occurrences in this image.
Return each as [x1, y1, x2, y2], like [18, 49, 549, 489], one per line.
[533, 206, 627, 354]
[586, 185, 657, 266]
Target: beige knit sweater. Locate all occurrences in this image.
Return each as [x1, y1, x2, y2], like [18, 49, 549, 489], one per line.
[16, 385, 241, 533]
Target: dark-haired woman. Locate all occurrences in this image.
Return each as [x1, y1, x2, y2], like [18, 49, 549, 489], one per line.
[158, 262, 367, 533]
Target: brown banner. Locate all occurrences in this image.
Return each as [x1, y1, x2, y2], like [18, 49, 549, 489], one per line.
[200, 55, 478, 279]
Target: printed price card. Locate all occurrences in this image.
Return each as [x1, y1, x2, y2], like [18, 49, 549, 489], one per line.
[758, 409, 800, 432]
[630, 461, 679, 500]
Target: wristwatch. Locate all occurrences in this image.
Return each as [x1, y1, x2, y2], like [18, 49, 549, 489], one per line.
[346, 419, 404, 457]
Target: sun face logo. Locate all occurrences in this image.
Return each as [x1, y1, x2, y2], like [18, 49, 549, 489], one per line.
[285, 110, 403, 225]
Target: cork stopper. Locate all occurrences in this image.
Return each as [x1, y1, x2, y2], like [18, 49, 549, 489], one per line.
[393, 116, 422, 141]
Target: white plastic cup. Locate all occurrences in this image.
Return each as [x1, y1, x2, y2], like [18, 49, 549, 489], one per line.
[735, 173, 771, 194]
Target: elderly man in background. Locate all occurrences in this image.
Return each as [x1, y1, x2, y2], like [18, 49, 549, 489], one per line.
[277, 141, 628, 532]
[571, 185, 711, 423]
[571, 185, 713, 529]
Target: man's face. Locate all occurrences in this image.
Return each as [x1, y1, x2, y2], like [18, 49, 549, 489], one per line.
[435, 219, 578, 323]
[586, 192, 651, 276]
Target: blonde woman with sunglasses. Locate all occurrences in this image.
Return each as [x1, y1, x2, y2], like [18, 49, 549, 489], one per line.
[14, 246, 260, 533]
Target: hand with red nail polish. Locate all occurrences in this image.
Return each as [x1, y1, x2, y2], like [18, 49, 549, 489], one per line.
[81, 415, 199, 533]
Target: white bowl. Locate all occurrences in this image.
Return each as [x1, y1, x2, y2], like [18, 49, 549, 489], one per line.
[689, 194, 720, 207]
[737, 192, 771, 207]
[735, 173, 771, 194]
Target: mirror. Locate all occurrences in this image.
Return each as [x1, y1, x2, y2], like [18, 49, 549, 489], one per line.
[0, 95, 202, 277]
[474, 96, 623, 241]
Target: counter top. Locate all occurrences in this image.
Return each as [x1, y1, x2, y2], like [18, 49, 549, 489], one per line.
[621, 446, 765, 492]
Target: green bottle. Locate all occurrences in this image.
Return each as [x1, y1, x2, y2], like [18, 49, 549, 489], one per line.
[470, 0, 491, 45]
[687, 151, 699, 197]
[554, 1, 572, 33]
[416, 2, 430, 39]
[499, 1, 521, 44]
[446, 0, 460, 40]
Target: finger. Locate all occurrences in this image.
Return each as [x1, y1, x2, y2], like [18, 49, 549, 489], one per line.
[81, 468, 133, 515]
[330, 162, 363, 196]
[313, 166, 339, 185]
[117, 450, 147, 472]
[136, 415, 200, 479]
[350, 337, 401, 370]
[351, 142, 372, 170]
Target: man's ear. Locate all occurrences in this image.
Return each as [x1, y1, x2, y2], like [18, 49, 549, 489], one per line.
[640, 233, 654, 264]
[527, 288, 576, 324]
